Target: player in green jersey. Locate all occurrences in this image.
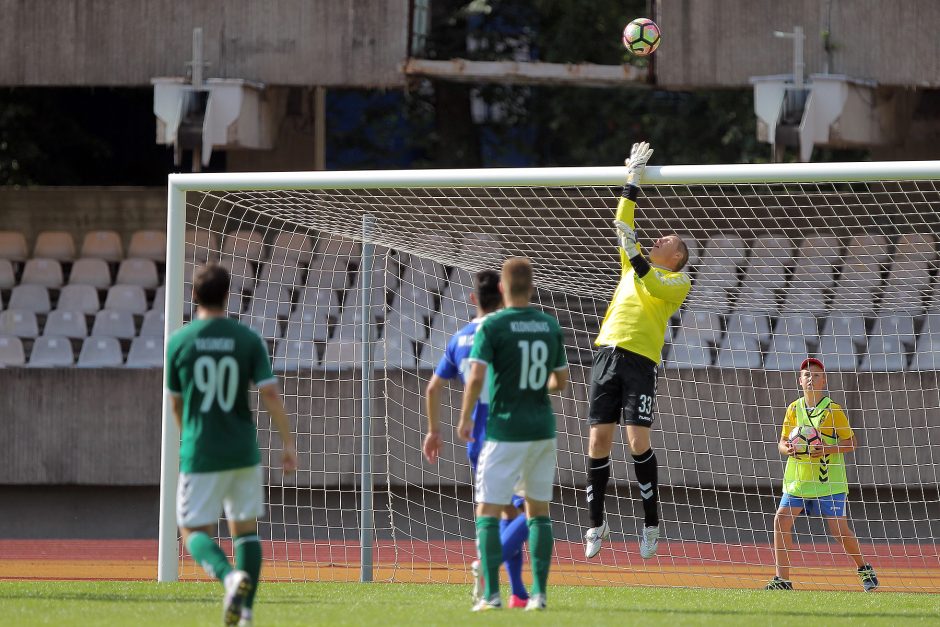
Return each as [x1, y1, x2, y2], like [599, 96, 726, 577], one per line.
[584, 142, 691, 561]
[458, 256, 569, 612]
[166, 263, 297, 626]
[765, 357, 878, 592]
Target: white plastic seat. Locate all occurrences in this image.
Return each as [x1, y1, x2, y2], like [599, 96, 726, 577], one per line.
[762, 334, 811, 371]
[125, 336, 164, 368]
[305, 257, 352, 291]
[384, 307, 428, 342]
[223, 229, 266, 260]
[44, 310, 88, 338]
[34, 231, 76, 261]
[911, 326, 940, 371]
[844, 233, 891, 266]
[737, 263, 788, 314]
[0, 231, 28, 261]
[859, 335, 907, 372]
[250, 283, 294, 319]
[0, 335, 25, 366]
[831, 262, 881, 316]
[685, 284, 731, 314]
[258, 260, 305, 289]
[268, 231, 314, 265]
[219, 254, 256, 294]
[819, 315, 867, 345]
[243, 298, 284, 340]
[152, 286, 165, 313]
[81, 230, 123, 261]
[104, 284, 148, 314]
[92, 309, 137, 339]
[185, 230, 219, 262]
[272, 339, 319, 371]
[21, 259, 64, 288]
[880, 260, 930, 314]
[376, 328, 416, 368]
[870, 313, 916, 347]
[715, 332, 763, 369]
[227, 291, 247, 316]
[139, 309, 165, 337]
[0, 259, 15, 289]
[334, 306, 375, 341]
[420, 328, 448, 370]
[0, 310, 39, 337]
[295, 286, 341, 320]
[401, 255, 449, 294]
[78, 336, 123, 367]
[321, 339, 361, 370]
[895, 232, 937, 262]
[700, 233, 748, 271]
[664, 340, 713, 368]
[116, 258, 160, 289]
[773, 315, 818, 344]
[725, 311, 771, 345]
[315, 234, 360, 259]
[677, 309, 722, 338]
[127, 230, 167, 262]
[29, 336, 74, 367]
[444, 267, 474, 301]
[748, 234, 795, 266]
[816, 334, 859, 371]
[68, 258, 112, 289]
[284, 308, 329, 342]
[57, 284, 100, 315]
[460, 231, 503, 268]
[9, 285, 51, 313]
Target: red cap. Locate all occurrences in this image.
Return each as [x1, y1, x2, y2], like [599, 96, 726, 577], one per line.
[800, 357, 825, 371]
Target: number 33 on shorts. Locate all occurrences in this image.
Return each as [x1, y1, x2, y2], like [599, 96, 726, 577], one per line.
[637, 394, 653, 422]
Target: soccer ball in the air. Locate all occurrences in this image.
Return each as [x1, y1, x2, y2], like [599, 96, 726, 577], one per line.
[788, 426, 822, 456]
[622, 18, 661, 56]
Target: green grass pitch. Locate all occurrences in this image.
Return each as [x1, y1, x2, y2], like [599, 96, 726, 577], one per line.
[1, 581, 938, 625]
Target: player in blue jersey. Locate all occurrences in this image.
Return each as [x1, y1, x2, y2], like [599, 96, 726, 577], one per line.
[423, 269, 530, 608]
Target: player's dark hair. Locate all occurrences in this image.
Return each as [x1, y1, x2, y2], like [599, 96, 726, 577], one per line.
[193, 263, 230, 309]
[675, 238, 690, 271]
[474, 269, 501, 312]
[501, 256, 534, 299]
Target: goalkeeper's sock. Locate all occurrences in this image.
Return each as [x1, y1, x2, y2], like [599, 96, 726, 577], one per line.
[587, 456, 611, 528]
[186, 531, 233, 583]
[234, 533, 262, 609]
[633, 449, 660, 528]
[475, 517, 502, 600]
[500, 515, 529, 599]
[527, 516, 554, 597]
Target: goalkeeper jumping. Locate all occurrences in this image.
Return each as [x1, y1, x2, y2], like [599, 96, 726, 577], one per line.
[583, 142, 691, 560]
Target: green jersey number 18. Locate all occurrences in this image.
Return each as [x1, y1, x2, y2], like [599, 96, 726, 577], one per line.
[517, 339, 548, 390]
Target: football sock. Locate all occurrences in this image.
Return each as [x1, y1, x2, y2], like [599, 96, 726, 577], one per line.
[476, 517, 502, 600]
[633, 449, 659, 527]
[587, 456, 611, 527]
[500, 515, 529, 599]
[527, 516, 554, 597]
[234, 533, 262, 608]
[186, 531, 233, 582]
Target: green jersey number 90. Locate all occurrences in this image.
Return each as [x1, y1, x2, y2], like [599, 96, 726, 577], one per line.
[194, 355, 239, 413]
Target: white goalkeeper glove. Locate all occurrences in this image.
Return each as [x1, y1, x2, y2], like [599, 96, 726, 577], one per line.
[624, 141, 654, 186]
[614, 220, 641, 259]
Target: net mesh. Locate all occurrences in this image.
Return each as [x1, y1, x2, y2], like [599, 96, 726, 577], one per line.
[176, 177, 940, 591]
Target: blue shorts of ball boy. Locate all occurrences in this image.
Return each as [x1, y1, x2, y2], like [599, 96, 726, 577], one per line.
[779, 492, 847, 517]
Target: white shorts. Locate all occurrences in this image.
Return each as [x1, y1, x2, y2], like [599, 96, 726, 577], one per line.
[176, 465, 265, 529]
[475, 438, 557, 505]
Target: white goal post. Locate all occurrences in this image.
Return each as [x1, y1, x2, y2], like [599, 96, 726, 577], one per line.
[159, 161, 940, 591]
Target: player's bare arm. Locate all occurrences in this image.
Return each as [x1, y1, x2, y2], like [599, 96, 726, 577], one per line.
[170, 395, 184, 432]
[457, 361, 487, 442]
[423, 374, 446, 463]
[811, 435, 858, 459]
[548, 368, 569, 393]
[259, 383, 297, 474]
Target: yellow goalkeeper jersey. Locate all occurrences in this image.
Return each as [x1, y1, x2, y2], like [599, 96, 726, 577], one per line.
[595, 195, 691, 364]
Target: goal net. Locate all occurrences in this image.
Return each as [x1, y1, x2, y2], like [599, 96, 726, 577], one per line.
[160, 163, 940, 592]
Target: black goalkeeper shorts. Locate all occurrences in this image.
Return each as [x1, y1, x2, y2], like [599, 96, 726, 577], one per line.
[588, 345, 658, 427]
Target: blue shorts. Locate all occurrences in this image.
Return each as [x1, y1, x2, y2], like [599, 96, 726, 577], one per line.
[779, 493, 847, 517]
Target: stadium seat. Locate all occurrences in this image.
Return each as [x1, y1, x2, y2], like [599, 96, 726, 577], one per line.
[460, 231, 503, 268]
[445, 267, 474, 302]
[284, 308, 330, 342]
[819, 314, 867, 344]
[258, 260, 305, 289]
[9, 285, 51, 313]
[859, 334, 907, 371]
[762, 334, 812, 371]
[420, 328, 448, 370]
[0, 335, 25, 366]
[306, 257, 353, 291]
[0, 259, 15, 289]
[243, 298, 284, 340]
[910, 314, 940, 370]
[896, 232, 937, 261]
[185, 229, 219, 262]
[725, 311, 771, 345]
[125, 336, 164, 368]
[223, 229, 266, 260]
[815, 334, 859, 371]
[700, 233, 748, 271]
[250, 283, 294, 319]
[0, 310, 39, 337]
[376, 328, 416, 368]
[127, 230, 167, 262]
[676, 309, 723, 344]
[831, 262, 882, 316]
[295, 286, 341, 320]
[227, 291, 247, 316]
[20, 259, 64, 288]
[321, 339, 360, 370]
[844, 233, 891, 266]
[736, 263, 787, 314]
[394, 283, 435, 318]
[664, 337, 713, 368]
[43, 310, 88, 339]
[28, 336, 74, 367]
[115, 258, 159, 289]
[871, 313, 916, 348]
[81, 230, 123, 261]
[139, 309, 165, 337]
[57, 284, 100, 314]
[104, 284, 147, 314]
[68, 258, 112, 289]
[314, 234, 360, 259]
[334, 306, 373, 341]
[749, 233, 795, 265]
[268, 231, 314, 265]
[401, 254, 448, 294]
[272, 339, 319, 371]
[152, 286, 165, 313]
[33, 231, 76, 261]
[773, 314, 819, 344]
[91, 309, 137, 339]
[0, 231, 28, 262]
[781, 237, 841, 315]
[715, 331, 763, 369]
[219, 254, 256, 294]
[77, 336, 124, 367]
[437, 289, 474, 325]
[881, 260, 931, 314]
[384, 307, 428, 342]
